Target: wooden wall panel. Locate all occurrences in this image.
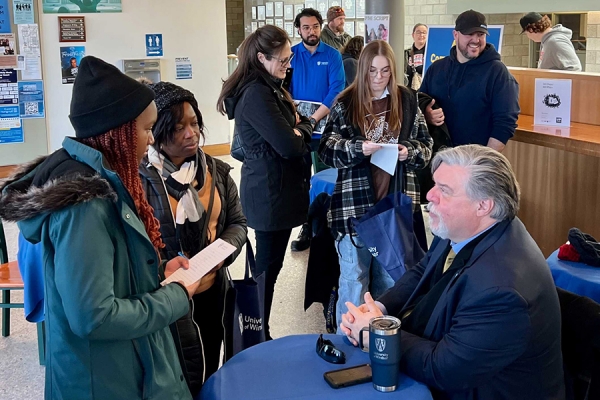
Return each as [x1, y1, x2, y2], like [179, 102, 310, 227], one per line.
[505, 140, 600, 256]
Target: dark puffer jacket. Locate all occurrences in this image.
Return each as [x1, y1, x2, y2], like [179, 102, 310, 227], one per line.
[139, 152, 247, 395]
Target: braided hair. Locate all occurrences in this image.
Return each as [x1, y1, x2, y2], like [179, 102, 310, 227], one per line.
[81, 120, 164, 250]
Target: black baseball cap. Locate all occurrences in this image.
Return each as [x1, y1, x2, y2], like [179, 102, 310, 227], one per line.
[520, 12, 543, 33]
[455, 10, 488, 35]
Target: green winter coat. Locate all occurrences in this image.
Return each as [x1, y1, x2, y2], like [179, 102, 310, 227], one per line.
[0, 137, 192, 400]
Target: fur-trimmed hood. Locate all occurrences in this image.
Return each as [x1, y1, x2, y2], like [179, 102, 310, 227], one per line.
[0, 149, 117, 226]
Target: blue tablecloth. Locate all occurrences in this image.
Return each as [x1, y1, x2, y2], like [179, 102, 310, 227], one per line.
[310, 168, 337, 203]
[198, 334, 432, 400]
[547, 250, 600, 303]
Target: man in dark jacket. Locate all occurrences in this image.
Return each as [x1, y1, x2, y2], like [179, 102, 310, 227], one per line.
[419, 10, 520, 152]
[340, 145, 565, 400]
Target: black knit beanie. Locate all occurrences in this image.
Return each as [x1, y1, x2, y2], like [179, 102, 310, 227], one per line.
[146, 81, 198, 115]
[69, 56, 155, 139]
[568, 228, 600, 267]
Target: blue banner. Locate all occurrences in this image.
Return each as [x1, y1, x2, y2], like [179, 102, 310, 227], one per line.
[0, 0, 10, 33]
[423, 25, 504, 76]
[19, 81, 45, 119]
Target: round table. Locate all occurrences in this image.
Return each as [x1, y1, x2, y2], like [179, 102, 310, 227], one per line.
[198, 334, 432, 400]
[547, 250, 600, 303]
[309, 168, 337, 203]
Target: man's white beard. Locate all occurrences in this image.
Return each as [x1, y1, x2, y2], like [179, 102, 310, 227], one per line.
[427, 202, 450, 239]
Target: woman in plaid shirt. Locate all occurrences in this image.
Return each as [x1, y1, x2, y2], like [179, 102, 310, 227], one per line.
[318, 40, 433, 328]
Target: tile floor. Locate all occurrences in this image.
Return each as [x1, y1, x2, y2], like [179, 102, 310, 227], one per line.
[0, 154, 430, 399]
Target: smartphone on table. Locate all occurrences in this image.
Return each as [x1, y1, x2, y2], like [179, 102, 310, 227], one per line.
[323, 363, 372, 389]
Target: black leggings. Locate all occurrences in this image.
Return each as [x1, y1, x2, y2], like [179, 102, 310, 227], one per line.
[254, 228, 293, 340]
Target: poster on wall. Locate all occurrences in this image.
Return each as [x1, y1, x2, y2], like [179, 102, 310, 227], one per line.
[304, 0, 316, 9]
[145, 34, 163, 57]
[294, 5, 303, 19]
[265, 2, 274, 18]
[355, 20, 365, 37]
[0, 69, 18, 105]
[284, 5, 293, 20]
[251, 21, 258, 32]
[275, 19, 283, 29]
[0, 0, 10, 33]
[13, 0, 35, 25]
[274, 2, 283, 17]
[17, 24, 42, 80]
[251, 6, 257, 20]
[0, 71, 23, 143]
[0, 34, 17, 69]
[257, 5, 265, 21]
[0, 104, 23, 144]
[42, 0, 122, 14]
[316, 0, 327, 15]
[18, 80, 45, 119]
[365, 15, 390, 44]
[422, 25, 504, 75]
[342, 0, 355, 18]
[258, 21, 265, 28]
[534, 79, 572, 128]
[175, 57, 192, 80]
[284, 22, 294, 38]
[356, 0, 365, 18]
[60, 45, 85, 84]
[344, 21, 354, 37]
[329, 0, 341, 7]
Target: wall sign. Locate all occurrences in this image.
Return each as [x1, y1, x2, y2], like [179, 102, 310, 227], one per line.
[146, 34, 163, 57]
[59, 16, 86, 43]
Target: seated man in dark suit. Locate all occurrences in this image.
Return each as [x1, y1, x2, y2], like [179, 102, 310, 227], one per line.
[340, 145, 565, 400]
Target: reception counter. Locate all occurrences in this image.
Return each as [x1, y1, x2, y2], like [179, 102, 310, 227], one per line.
[504, 115, 600, 256]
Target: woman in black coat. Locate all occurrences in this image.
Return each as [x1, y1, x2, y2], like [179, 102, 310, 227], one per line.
[139, 81, 247, 396]
[217, 25, 313, 339]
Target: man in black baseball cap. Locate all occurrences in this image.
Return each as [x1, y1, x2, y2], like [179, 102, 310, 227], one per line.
[455, 9, 489, 35]
[419, 9, 520, 154]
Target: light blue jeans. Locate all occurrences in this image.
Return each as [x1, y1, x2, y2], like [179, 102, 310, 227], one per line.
[335, 234, 395, 332]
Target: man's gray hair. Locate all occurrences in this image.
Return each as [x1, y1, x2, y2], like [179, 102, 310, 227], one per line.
[431, 145, 520, 220]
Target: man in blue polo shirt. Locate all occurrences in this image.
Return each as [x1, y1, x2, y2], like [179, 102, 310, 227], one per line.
[288, 7, 344, 252]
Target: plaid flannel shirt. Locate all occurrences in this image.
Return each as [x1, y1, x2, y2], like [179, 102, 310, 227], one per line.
[318, 96, 433, 235]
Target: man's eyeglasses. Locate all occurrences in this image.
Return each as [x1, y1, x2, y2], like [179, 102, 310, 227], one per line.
[270, 53, 294, 67]
[316, 334, 346, 364]
[369, 68, 392, 78]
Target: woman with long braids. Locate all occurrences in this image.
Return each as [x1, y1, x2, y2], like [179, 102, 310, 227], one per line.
[0, 56, 199, 399]
[217, 25, 313, 340]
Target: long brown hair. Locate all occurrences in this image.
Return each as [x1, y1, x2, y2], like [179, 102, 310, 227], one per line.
[217, 25, 294, 114]
[337, 40, 401, 131]
[81, 121, 163, 250]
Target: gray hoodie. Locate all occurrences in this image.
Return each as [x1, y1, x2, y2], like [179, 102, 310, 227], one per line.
[539, 24, 582, 71]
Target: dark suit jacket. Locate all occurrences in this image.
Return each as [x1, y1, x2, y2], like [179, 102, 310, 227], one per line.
[378, 218, 565, 400]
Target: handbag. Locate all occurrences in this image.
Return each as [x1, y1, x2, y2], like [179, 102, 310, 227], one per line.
[348, 164, 425, 281]
[223, 240, 266, 361]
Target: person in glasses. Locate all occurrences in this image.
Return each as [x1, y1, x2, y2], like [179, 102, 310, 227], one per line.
[217, 25, 313, 340]
[319, 40, 433, 329]
[288, 7, 345, 252]
[404, 23, 428, 90]
[320, 6, 352, 51]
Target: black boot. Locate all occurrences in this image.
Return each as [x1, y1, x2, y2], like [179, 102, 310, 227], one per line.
[291, 223, 311, 252]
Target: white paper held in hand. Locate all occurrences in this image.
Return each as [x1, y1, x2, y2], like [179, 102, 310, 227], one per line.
[370, 143, 399, 175]
[160, 239, 237, 287]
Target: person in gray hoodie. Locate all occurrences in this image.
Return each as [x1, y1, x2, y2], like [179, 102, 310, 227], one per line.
[520, 12, 582, 71]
